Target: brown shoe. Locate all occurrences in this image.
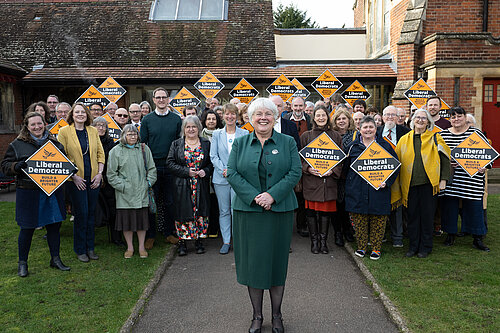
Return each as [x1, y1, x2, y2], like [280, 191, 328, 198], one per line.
[124, 250, 133, 259]
[166, 235, 179, 245]
[139, 250, 148, 258]
[144, 238, 155, 250]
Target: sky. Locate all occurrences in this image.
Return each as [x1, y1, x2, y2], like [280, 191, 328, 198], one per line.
[272, 0, 355, 28]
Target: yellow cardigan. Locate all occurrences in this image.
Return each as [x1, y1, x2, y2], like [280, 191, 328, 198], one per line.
[58, 124, 105, 180]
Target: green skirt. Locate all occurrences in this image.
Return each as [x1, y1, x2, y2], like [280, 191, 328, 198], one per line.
[233, 210, 293, 289]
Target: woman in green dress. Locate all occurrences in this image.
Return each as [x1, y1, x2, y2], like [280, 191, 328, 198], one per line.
[227, 98, 302, 333]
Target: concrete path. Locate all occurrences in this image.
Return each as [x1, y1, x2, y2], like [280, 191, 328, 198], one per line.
[132, 232, 398, 333]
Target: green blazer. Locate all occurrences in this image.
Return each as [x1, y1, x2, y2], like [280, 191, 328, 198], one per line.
[227, 130, 301, 212]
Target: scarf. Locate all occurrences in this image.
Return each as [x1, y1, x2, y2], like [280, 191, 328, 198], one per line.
[30, 131, 49, 146]
[390, 129, 450, 208]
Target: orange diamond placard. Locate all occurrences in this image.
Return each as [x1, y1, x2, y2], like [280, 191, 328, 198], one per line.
[169, 87, 201, 115]
[311, 70, 343, 99]
[229, 78, 259, 104]
[194, 71, 225, 99]
[75, 85, 110, 108]
[23, 141, 77, 196]
[341, 80, 371, 107]
[266, 74, 297, 103]
[241, 122, 254, 133]
[350, 141, 400, 190]
[48, 118, 68, 136]
[102, 112, 122, 142]
[299, 132, 346, 176]
[291, 78, 310, 100]
[98, 77, 127, 103]
[450, 131, 499, 177]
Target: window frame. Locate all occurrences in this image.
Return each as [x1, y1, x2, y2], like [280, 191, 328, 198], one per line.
[150, 0, 229, 21]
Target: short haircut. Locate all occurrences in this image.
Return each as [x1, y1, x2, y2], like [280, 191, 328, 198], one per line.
[410, 108, 435, 131]
[56, 102, 71, 111]
[92, 116, 109, 131]
[223, 103, 238, 115]
[47, 94, 59, 102]
[382, 105, 397, 116]
[449, 106, 466, 117]
[90, 102, 102, 109]
[153, 87, 168, 98]
[305, 101, 315, 108]
[119, 124, 141, 145]
[184, 105, 198, 116]
[466, 113, 476, 126]
[359, 115, 376, 128]
[247, 98, 279, 124]
[180, 115, 203, 138]
[128, 103, 141, 111]
[291, 96, 305, 105]
[329, 93, 344, 105]
[426, 96, 442, 106]
[353, 99, 367, 109]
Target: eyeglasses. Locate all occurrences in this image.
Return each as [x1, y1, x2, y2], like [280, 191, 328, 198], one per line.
[154, 96, 168, 100]
[116, 114, 129, 118]
[94, 124, 107, 128]
[397, 115, 406, 118]
[415, 116, 428, 121]
[384, 113, 396, 118]
[126, 133, 138, 136]
[129, 110, 141, 114]
[90, 108, 102, 111]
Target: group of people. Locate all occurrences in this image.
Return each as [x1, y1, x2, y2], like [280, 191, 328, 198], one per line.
[2, 88, 493, 333]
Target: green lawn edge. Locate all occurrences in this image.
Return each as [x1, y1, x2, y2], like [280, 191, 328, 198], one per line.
[0, 202, 170, 333]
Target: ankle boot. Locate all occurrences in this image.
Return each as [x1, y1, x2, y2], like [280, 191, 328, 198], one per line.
[319, 215, 330, 254]
[444, 234, 456, 246]
[178, 240, 187, 256]
[473, 235, 490, 252]
[306, 216, 319, 254]
[331, 216, 344, 247]
[334, 232, 345, 247]
[18, 261, 28, 277]
[195, 239, 206, 254]
[50, 256, 71, 271]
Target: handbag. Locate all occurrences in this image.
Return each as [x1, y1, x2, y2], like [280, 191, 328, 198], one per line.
[141, 143, 157, 214]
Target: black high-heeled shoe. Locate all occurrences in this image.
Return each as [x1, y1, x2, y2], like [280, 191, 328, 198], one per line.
[248, 316, 263, 333]
[272, 314, 284, 333]
[50, 256, 71, 271]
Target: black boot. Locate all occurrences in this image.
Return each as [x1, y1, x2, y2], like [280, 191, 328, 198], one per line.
[50, 256, 71, 271]
[331, 215, 344, 247]
[18, 261, 28, 277]
[195, 239, 206, 254]
[178, 240, 187, 256]
[473, 235, 490, 252]
[306, 216, 319, 254]
[444, 234, 456, 246]
[335, 232, 345, 247]
[319, 215, 330, 254]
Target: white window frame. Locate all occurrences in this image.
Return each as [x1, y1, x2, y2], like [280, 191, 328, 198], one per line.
[150, 0, 229, 21]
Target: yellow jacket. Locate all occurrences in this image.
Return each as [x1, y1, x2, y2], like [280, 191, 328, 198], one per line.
[58, 124, 105, 180]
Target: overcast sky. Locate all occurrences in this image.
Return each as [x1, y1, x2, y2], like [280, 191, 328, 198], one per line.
[272, 0, 355, 28]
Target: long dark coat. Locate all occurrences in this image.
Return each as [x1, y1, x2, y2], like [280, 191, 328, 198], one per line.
[166, 137, 213, 222]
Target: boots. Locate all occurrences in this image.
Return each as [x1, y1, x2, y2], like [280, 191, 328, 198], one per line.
[331, 215, 345, 247]
[473, 235, 490, 252]
[306, 216, 319, 254]
[18, 261, 28, 277]
[178, 240, 187, 256]
[50, 256, 71, 271]
[444, 234, 456, 246]
[195, 239, 206, 254]
[319, 215, 330, 254]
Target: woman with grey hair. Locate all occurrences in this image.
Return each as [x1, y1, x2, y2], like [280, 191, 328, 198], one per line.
[166, 116, 213, 256]
[140, 101, 152, 117]
[107, 124, 157, 258]
[227, 98, 301, 333]
[393, 109, 450, 258]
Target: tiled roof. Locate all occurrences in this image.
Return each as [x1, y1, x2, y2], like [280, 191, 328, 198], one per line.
[0, 58, 27, 76]
[23, 64, 396, 81]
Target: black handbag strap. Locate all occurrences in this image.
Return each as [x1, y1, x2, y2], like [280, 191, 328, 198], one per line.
[141, 143, 150, 183]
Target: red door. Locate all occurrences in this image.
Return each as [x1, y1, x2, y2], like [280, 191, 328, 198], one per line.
[482, 79, 500, 167]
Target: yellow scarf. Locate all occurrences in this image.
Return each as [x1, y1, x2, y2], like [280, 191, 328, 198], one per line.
[391, 130, 450, 208]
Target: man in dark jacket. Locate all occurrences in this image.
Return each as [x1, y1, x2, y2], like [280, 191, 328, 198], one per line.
[376, 105, 410, 247]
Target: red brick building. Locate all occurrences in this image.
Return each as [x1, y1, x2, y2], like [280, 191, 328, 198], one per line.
[354, 0, 500, 163]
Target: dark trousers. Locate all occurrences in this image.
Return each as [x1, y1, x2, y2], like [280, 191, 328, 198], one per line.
[407, 184, 436, 254]
[294, 191, 306, 230]
[389, 206, 403, 242]
[68, 180, 99, 255]
[147, 166, 175, 239]
[442, 196, 486, 235]
[18, 222, 61, 261]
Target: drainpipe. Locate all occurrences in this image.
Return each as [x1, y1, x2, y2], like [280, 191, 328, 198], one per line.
[483, 0, 489, 32]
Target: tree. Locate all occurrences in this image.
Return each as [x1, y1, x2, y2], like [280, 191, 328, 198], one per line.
[273, 4, 319, 29]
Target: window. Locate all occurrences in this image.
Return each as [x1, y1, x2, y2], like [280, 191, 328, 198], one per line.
[484, 84, 493, 102]
[150, 0, 229, 21]
[367, 0, 391, 57]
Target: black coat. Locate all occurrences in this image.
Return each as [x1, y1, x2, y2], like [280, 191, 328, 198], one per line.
[166, 137, 213, 222]
[376, 124, 410, 143]
[280, 117, 301, 149]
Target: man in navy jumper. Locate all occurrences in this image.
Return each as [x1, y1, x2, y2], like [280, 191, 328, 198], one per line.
[141, 87, 182, 249]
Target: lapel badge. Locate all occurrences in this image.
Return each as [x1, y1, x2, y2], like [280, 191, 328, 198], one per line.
[272, 149, 279, 155]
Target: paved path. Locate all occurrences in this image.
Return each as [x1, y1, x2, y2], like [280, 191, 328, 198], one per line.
[132, 232, 398, 333]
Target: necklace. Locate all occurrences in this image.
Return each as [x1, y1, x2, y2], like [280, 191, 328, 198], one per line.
[79, 128, 89, 155]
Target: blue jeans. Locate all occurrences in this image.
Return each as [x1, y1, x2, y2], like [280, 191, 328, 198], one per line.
[68, 180, 99, 255]
[441, 196, 486, 235]
[214, 183, 235, 244]
[146, 166, 175, 239]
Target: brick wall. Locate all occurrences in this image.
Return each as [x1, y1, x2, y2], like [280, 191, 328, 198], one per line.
[353, 0, 365, 28]
[389, 0, 409, 64]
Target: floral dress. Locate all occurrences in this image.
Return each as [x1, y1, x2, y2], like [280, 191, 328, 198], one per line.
[175, 143, 209, 240]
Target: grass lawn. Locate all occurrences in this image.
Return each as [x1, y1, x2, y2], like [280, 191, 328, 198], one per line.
[363, 195, 500, 333]
[0, 202, 170, 333]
